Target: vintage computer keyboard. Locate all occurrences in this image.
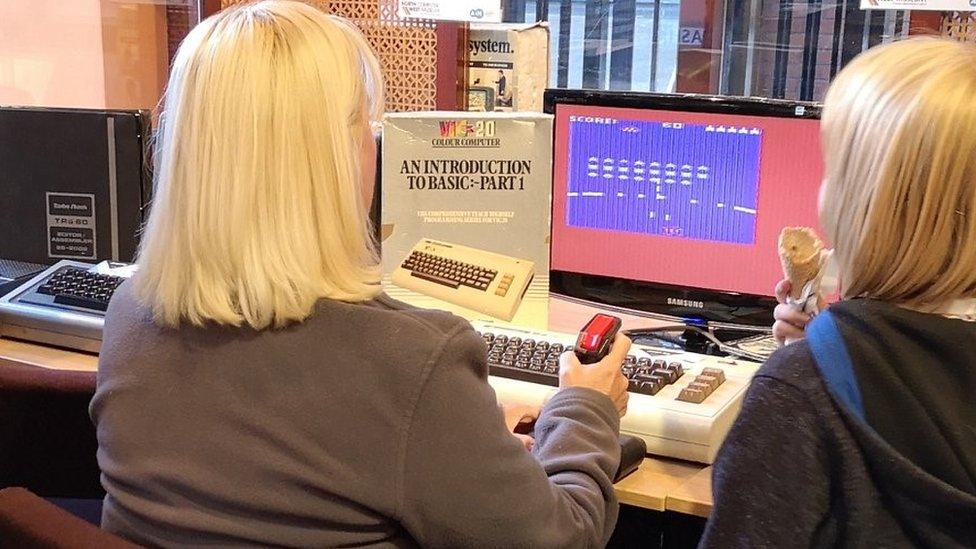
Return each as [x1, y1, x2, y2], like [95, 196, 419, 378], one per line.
[1, 260, 758, 463]
[473, 321, 761, 464]
[0, 260, 131, 352]
[391, 239, 535, 321]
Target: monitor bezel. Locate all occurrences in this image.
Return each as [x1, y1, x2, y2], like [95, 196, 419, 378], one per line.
[544, 89, 823, 329]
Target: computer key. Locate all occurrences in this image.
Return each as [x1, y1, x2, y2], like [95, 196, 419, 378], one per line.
[637, 357, 651, 367]
[633, 375, 665, 393]
[650, 372, 670, 385]
[666, 362, 684, 377]
[701, 367, 726, 384]
[696, 374, 721, 392]
[652, 367, 678, 384]
[638, 381, 663, 396]
[687, 381, 713, 396]
[677, 387, 707, 404]
[652, 359, 666, 369]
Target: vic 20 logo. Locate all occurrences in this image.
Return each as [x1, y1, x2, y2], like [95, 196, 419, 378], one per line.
[438, 120, 496, 138]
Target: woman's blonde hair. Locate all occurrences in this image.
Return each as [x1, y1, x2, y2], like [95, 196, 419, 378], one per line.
[136, 0, 384, 329]
[820, 37, 976, 310]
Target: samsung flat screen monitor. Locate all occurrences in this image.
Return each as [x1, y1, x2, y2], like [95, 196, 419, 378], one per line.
[545, 90, 824, 328]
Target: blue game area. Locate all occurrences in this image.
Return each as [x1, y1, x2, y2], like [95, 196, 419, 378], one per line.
[565, 118, 763, 245]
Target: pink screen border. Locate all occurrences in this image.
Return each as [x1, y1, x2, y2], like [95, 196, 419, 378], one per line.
[550, 104, 825, 298]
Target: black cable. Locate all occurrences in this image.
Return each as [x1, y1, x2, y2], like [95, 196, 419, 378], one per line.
[623, 324, 769, 362]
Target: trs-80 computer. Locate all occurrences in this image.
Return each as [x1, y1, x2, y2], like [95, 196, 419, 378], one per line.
[391, 239, 535, 321]
[476, 321, 760, 464]
[0, 260, 132, 353]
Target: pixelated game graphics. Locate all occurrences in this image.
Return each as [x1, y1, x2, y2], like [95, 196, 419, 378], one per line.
[566, 118, 763, 245]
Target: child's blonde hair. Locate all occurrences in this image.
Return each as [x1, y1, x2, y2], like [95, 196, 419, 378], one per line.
[136, 0, 384, 329]
[820, 37, 976, 310]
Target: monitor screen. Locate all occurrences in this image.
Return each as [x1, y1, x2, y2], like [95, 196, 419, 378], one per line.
[547, 91, 824, 326]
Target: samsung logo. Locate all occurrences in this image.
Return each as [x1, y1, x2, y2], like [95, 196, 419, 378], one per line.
[667, 297, 704, 309]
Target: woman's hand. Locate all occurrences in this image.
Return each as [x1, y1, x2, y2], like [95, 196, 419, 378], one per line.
[558, 334, 632, 417]
[773, 279, 811, 345]
[501, 403, 541, 451]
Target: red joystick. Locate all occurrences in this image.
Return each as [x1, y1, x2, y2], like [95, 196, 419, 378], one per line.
[575, 314, 623, 364]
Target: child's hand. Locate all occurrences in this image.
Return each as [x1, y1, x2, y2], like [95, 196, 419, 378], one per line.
[773, 279, 812, 345]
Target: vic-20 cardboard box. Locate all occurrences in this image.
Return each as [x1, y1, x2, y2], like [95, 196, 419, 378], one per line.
[381, 112, 553, 328]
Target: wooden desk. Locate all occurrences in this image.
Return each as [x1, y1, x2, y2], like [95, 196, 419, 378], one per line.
[0, 337, 97, 372]
[666, 464, 713, 518]
[0, 295, 714, 518]
[615, 457, 708, 514]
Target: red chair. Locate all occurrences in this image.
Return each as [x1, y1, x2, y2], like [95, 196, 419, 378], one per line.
[0, 487, 138, 548]
[0, 362, 102, 498]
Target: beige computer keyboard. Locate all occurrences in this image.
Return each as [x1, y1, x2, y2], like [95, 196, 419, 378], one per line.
[390, 239, 535, 321]
[473, 321, 762, 464]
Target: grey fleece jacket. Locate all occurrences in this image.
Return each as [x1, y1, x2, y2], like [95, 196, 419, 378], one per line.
[90, 280, 621, 548]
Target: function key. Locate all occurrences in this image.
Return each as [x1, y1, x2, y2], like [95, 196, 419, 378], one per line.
[677, 387, 707, 404]
[696, 374, 721, 392]
[701, 367, 726, 384]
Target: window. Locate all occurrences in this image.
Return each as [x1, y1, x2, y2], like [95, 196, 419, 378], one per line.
[503, 0, 933, 101]
[0, 1, 201, 110]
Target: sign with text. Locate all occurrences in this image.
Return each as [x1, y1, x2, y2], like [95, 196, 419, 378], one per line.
[397, 0, 502, 22]
[861, 0, 976, 9]
[679, 26, 705, 46]
[46, 192, 97, 260]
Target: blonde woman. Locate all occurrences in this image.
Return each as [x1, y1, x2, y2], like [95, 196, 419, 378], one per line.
[701, 38, 976, 547]
[90, 1, 631, 546]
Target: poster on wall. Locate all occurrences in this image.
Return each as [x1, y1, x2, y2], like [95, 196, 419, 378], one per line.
[397, 0, 502, 22]
[861, 0, 976, 9]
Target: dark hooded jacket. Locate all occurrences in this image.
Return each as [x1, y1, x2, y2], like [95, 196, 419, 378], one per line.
[700, 299, 976, 548]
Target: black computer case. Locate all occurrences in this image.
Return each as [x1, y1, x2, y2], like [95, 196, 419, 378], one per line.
[0, 106, 152, 265]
